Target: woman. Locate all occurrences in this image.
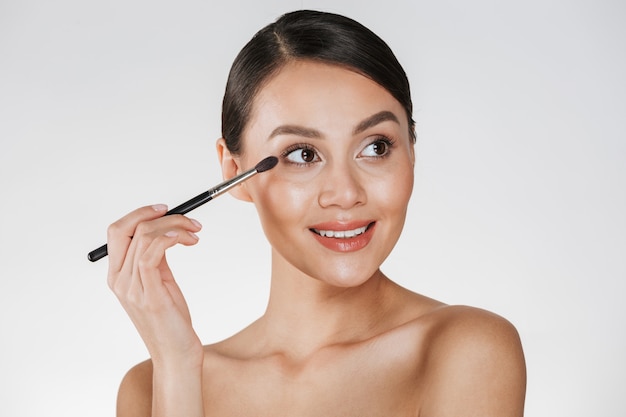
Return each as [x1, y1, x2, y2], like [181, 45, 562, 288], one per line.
[107, 10, 526, 416]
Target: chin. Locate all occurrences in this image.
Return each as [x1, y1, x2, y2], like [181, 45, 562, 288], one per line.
[313, 264, 382, 289]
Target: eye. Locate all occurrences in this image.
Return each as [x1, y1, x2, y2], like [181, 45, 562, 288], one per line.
[360, 137, 394, 158]
[281, 144, 321, 165]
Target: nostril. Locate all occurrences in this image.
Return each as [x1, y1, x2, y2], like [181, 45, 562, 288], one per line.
[317, 171, 366, 209]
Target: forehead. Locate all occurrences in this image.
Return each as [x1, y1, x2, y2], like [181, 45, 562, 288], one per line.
[258, 60, 397, 106]
[245, 60, 407, 136]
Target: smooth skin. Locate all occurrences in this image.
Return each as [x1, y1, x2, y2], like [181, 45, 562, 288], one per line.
[110, 61, 526, 417]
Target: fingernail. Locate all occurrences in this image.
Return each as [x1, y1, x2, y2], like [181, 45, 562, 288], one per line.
[190, 218, 202, 229]
[152, 204, 168, 212]
[188, 232, 199, 240]
[165, 231, 179, 237]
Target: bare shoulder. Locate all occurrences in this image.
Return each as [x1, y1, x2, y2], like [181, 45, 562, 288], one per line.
[424, 304, 525, 350]
[419, 305, 526, 417]
[116, 359, 153, 417]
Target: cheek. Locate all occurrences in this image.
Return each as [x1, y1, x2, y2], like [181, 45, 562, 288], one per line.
[375, 165, 414, 217]
[251, 175, 315, 228]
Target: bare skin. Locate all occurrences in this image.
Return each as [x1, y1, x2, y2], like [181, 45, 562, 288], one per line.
[110, 61, 526, 416]
[117, 275, 525, 416]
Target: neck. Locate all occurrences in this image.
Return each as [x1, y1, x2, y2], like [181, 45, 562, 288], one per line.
[258, 254, 394, 360]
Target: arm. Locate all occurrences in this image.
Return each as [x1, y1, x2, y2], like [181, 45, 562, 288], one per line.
[420, 306, 526, 417]
[107, 205, 205, 417]
[116, 359, 204, 417]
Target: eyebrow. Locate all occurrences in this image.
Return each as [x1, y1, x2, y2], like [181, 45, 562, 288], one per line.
[352, 110, 400, 135]
[269, 125, 322, 139]
[268, 110, 400, 140]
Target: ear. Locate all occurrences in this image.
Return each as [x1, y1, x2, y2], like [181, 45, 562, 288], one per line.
[216, 138, 253, 202]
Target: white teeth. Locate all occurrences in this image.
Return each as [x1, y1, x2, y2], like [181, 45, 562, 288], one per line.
[316, 226, 368, 239]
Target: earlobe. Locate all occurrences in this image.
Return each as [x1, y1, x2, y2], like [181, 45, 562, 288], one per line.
[215, 138, 253, 202]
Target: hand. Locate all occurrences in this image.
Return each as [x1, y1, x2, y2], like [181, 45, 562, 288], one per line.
[106, 204, 204, 366]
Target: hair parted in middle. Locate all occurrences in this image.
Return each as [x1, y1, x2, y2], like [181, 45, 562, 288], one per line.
[221, 10, 416, 155]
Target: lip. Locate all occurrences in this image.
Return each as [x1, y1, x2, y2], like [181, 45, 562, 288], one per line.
[309, 221, 376, 253]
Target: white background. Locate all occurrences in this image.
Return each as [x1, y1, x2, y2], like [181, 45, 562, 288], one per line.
[1, 0, 624, 415]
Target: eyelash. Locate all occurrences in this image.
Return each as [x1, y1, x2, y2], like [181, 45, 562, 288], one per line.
[280, 143, 319, 166]
[279, 136, 396, 166]
[362, 136, 396, 159]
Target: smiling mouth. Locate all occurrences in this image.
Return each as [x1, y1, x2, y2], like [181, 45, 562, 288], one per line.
[310, 222, 375, 239]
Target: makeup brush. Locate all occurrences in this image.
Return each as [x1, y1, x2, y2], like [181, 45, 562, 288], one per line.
[87, 155, 278, 262]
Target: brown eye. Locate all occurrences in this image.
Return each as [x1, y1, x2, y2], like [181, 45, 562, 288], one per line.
[361, 138, 393, 158]
[301, 149, 315, 162]
[283, 145, 320, 165]
[372, 141, 388, 156]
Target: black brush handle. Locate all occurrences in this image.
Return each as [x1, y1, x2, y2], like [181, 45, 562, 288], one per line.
[87, 156, 277, 263]
[86, 191, 214, 262]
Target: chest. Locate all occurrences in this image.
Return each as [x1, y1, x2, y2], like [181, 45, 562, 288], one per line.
[202, 342, 421, 417]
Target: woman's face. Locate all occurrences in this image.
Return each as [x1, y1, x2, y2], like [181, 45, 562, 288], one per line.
[233, 60, 414, 287]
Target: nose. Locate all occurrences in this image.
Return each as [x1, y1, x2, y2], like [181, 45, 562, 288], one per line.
[318, 161, 367, 209]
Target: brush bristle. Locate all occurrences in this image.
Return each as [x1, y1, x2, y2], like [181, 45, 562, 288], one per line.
[255, 156, 279, 173]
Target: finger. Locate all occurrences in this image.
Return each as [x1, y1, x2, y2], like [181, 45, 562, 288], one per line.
[113, 214, 202, 296]
[151, 215, 203, 241]
[129, 219, 201, 286]
[107, 204, 169, 274]
[129, 216, 202, 259]
[111, 214, 202, 303]
[134, 231, 194, 308]
[112, 231, 180, 313]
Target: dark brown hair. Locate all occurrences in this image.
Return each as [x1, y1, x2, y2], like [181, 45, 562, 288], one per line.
[222, 10, 415, 154]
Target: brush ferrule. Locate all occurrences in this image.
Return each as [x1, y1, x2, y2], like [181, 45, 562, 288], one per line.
[208, 167, 258, 198]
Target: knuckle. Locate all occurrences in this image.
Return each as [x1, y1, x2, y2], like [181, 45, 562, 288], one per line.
[137, 256, 151, 272]
[134, 221, 150, 236]
[137, 246, 163, 271]
[134, 232, 152, 249]
[106, 221, 122, 239]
